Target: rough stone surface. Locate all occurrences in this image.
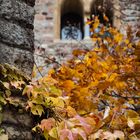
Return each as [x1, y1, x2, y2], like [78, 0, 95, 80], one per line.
[0, 20, 34, 50]
[0, 43, 34, 76]
[1, 108, 33, 140]
[0, 0, 35, 139]
[0, 0, 34, 76]
[0, 0, 34, 27]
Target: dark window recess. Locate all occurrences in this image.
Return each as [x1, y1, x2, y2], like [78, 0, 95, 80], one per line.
[61, 13, 84, 40]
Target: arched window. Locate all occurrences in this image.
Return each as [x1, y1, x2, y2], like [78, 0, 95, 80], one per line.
[90, 0, 113, 25]
[61, 0, 84, 40]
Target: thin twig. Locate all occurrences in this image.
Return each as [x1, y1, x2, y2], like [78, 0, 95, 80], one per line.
[34, 61, 44, 78]
[34, 53, 62, 67]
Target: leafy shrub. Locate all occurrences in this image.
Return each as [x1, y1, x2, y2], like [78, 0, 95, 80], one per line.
[3, 15, 140, 140]
[24, 16, 140, 140]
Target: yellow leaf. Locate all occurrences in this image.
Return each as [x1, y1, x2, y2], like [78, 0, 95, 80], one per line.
[49, 86, 62, 97]
[31, 104, 44, 116]
[72, 49, 86, 57]
[66, 106, 77, 117]
[89, 80, 99, 87]
[124, 39, 130, 45]
[44, 130, 49, 140]
[125, 110, 139, 118]
[93, 16, 100, 30]
[99, 61, 109, 70]
[32, 65, 37, 78]
[60, 80, 75, 92]
[107, 73, 118, 82]
[115, 81, 126, 89]
[49, 127, 58, 139]
[114, 33, 123, 43]
[48, 97, 65, 108]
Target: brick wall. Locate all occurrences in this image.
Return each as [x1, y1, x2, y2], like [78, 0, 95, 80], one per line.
[34, 0, 56, 47]
[120, 0, 140, 29]
[34, 0, 140, 77]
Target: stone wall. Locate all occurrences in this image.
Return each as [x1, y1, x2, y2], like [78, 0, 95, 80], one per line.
[120, 0, 140, 29]
[34, 40, 93, 77]
[0, 64, 35, 140]
[0, 0, 35, 76]
[34, 0, 55, 47]
[1, 106, 33, 140]
[34, 0, 140, 44]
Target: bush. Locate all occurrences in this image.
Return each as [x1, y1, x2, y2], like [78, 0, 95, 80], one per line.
[11, 16, 140, 139]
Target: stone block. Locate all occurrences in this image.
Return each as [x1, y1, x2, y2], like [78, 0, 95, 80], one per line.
[1, 125, 33, 140]
[0, 43, 34, 76]
[0, 0, 34, 27]
[2, 110, 33, 128]
[0, 19, 34, 50]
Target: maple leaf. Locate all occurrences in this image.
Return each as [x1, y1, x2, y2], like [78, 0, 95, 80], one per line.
[59, 129, 74, 140]
[49, 127, 58, 139]
[30, 104, 44, 116]
[47, 97, 65, 108]
[75, 115, 93, 135]
[40, 118, 55, 131]
[66, 106, 77, 117]
[60, 80, 75, 93]
[72, 128, 87, 140]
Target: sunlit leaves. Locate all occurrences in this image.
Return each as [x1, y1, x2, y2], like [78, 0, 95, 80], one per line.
[22, 16, 140, 140]
[30, 104, 44, 116]
[40, 118, 55, 131]
[90, 130, 125, 140]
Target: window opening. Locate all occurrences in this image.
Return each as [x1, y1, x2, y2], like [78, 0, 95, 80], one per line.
[61, 0, 84, 40]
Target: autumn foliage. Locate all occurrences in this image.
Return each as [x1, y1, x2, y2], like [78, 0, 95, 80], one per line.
[23, 16, 140, 140]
